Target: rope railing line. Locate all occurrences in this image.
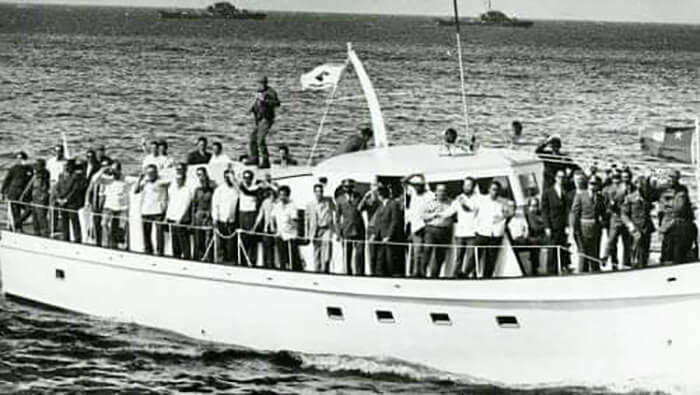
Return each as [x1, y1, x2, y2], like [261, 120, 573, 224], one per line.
[3, 199, 567, 253]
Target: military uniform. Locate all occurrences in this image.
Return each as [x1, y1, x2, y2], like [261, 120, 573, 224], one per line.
[570, 189, 606, 272]
[602, 183, 632, 268]
[621, 189, 654, 268]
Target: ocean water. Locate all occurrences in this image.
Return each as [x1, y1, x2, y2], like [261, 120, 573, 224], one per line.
[1, 4, 700, 393]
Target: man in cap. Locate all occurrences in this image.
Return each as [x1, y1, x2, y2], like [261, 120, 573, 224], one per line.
[247, 76, 281, 169]
[333, 125, 373, 157]
[1, 151, 33, 232]
[570, 175, 606, 272]
[621, 175, 654, 268]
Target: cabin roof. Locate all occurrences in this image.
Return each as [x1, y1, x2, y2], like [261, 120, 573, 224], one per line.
[314, 144, 541, 181]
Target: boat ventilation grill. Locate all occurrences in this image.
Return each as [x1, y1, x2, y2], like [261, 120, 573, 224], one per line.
[55, 269, 65, 280]
[430, 313, 452, 326]
[326, 307, 344, 320]
[376, 310, 395, 323]
[496, 316, 519, 329]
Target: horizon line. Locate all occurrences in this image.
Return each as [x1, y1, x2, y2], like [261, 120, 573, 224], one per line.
[2, 1, 700, 26]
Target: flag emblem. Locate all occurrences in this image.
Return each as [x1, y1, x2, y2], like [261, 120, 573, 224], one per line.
[300, 63, 346, 91]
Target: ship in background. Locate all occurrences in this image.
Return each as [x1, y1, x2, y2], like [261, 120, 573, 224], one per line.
[158, 2, 266, 20]
[436, 0, 533, 28]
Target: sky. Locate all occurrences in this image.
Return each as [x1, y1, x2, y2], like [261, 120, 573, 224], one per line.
[8, 0, 700, 24]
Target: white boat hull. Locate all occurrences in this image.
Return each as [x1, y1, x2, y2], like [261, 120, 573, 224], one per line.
[1, 231, 699, 386]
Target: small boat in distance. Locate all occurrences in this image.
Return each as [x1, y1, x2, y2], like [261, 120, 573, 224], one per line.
[158, 2, 266, 20]
[436, 0, 533, 28]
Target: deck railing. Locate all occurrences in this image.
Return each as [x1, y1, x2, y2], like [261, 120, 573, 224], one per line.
[1, 199, 609, 278]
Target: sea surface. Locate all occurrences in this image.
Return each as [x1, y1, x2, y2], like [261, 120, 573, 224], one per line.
[1, 4, 700, 394]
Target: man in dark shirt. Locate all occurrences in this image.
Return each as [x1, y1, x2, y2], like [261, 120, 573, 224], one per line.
[187, 137, 213, 165]
[373, 186, 405, 277]
[192, 167, 215, 261]
[540, 169, 573, 274]
[335, 178, 366, 275]
[55, 159, 88, 243]
[1, 151, 33, 232]
[535, 135, 578, 190]
[333, 125, 373, 157]
[273, 145, 299, 167]
[246, 76, 281, 169]
[29, 159, 51, 237]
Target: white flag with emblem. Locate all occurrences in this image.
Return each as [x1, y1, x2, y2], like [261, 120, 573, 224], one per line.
[300, 63, 346, 91]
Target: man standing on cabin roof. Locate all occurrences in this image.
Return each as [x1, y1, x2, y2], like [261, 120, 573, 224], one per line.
[246, 76, 280, 169]
[335, 178, 366, 275]
[333, 125, 373, 157]
[1, 151, 33, 233]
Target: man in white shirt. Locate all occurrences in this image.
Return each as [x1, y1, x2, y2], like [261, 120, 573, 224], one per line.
[135, 164, 170, 256]
[165, 163, 194, 260]
[475, 181, 506, 278]
[271, 185, 302, 271]
[402, 174, 435, 276]
[209, 142, 232, 165]
[420, 184, 456, 277]
[86, 161, 129, 249]
[452, 176, 480, 277]
[306, 183, 337, 273]
[238, 170, 260, 266]
[212, 168, 240, 264]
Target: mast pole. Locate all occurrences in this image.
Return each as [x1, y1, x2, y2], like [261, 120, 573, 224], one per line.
[452, 0, 470, 140]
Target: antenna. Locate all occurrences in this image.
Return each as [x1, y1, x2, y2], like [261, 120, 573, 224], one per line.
[452, 0, 470, 140]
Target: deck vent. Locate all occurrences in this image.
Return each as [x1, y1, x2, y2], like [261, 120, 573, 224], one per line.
[430, 313, 452, 326]
[496, 316, 519, 329]
[376, 310, 395, 323]
[55, 269, 65, 280]
[326, 307, 344, 320]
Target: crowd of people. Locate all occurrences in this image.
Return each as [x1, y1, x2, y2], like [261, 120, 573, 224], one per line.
[1, 129, 698, 277]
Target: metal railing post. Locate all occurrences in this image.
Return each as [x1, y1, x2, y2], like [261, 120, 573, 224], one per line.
[237, 230, 241, 266]
[557, 246, 562, 275]
[474, 246, 480, 279]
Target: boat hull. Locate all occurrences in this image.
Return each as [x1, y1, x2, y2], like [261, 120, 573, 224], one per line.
[1, 231, 698, 386]
[158, 11, 266, 20]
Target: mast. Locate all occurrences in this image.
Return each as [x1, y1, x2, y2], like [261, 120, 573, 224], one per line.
[452, 0, 470, 140]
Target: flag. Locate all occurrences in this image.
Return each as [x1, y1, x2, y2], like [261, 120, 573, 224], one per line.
[300, 63, 346, 91]
[640, 125, 696, 164]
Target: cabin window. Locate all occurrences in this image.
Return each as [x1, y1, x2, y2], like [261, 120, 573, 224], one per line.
[376, 310, 395, 323]
[518, 173, 540, 200]
[430, 313, 452, 326]
[496, 315, 520, 328]
[327, 307, 344, 320]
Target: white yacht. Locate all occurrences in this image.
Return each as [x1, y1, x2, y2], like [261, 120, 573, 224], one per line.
[2, 44, 700, 389]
